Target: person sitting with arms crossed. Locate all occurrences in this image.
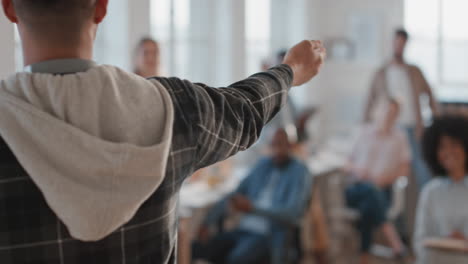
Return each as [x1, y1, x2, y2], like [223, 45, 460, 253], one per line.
[192, 128, 312, 264]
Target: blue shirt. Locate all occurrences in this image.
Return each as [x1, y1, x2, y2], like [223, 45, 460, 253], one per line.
[238, 169, 281, 234]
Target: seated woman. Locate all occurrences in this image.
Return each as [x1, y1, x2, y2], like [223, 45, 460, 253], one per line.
[346, 99, 409, 264]
[414, 116, 468, 264]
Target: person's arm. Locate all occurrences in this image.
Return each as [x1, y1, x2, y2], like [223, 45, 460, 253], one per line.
[374, 131, 412, 187]
[416, 67, 439, 117]
[343, 127, 368, 180]
[156, 41, 325, 172]
[414, 184, 437, 263]
[363, 72, 381, 123]
[202, 159, 266, 226]
[373, 162, 410, 188]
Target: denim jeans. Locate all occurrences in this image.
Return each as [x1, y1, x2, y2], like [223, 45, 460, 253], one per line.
[405, 127, 432, 187]
[192, 229, 269, 264]
[346, 182, 388, 252]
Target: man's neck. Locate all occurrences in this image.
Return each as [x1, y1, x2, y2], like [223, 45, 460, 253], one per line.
[19, 28, 95, 66]
[392, 55, 405, 65]
[23, 43, 93, 65]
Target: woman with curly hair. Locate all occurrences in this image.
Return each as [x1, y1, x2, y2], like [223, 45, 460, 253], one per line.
[414, 115, 468, 264]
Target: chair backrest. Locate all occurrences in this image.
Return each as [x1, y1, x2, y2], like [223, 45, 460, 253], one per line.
[386, 176, 409, 221]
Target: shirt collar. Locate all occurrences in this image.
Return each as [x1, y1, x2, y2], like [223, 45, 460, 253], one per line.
[24, 59, 97, 74]
[445, 176, 468, 187]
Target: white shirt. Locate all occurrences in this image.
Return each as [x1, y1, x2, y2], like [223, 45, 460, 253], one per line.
[386, 64, 416, 127]
[414, 177, 468, 264]
[351, 125, 411, 181]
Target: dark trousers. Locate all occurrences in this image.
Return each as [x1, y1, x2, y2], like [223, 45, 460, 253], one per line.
[345, 182, 388, 253]
[192, 229, 269, 264]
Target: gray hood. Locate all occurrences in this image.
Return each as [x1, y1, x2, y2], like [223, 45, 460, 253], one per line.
[0, 66, 174, 241]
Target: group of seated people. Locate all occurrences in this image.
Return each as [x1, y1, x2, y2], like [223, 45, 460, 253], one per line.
[126, 33, 468, 264]
[57, 34, 468, 264]
[346, 98, 468, 264]
[188, 97, 468, 264]
[6, 1, 468, 263]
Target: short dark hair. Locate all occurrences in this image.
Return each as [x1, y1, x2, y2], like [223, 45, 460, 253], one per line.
[135, 37, 159, 51]
[422, 115, 468, 176]
[395, 28, 409, 40]
[12, 0, 96, 39]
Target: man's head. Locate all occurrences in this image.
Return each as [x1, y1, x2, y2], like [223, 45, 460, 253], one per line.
[134, 37, 161, 77]
[270, 128, 292, 166]
[393, 28, 409, 60]
[2, 0, 108, 63]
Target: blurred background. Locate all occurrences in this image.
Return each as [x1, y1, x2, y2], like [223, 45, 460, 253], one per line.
[2, 0, 468, 263]
[2, 0, 467, 139]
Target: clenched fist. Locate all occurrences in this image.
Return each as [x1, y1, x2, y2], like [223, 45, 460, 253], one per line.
[283, 40, 326, 87]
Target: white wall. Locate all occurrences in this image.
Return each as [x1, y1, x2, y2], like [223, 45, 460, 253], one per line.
[0, 14, 15, 78]
[304, 0, 405, 142]
[0, 0, 404, 134]
[129, 0, 152, 52]
[94, 0, 131, 70]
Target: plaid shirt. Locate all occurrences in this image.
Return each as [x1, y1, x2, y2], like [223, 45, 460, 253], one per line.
[0, 63, 293, 264]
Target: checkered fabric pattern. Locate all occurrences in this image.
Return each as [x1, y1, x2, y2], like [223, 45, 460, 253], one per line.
[0, 65, 293, 264]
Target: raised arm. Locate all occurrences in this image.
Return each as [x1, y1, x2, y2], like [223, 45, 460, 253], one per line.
[156, 40, 325, 171]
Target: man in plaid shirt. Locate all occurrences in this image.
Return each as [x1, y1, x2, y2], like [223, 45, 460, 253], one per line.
[0, 0, 325, 263]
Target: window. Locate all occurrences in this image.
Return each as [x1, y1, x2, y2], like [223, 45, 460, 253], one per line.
[246, 0, 271, 76]
[151, 0, 190, 78]
[152, 0, 237, 85]
[150, 0, 308, 101]
[405, 0, 468, 101]
[93, 0, 129, 70]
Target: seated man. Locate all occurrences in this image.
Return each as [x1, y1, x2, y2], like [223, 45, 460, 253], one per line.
[192, 128, 312, 264]
[345, 98, 411, 264]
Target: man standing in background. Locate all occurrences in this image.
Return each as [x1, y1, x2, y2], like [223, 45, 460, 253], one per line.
[364, 28, 438, 243]
[364, 29, 438, 188]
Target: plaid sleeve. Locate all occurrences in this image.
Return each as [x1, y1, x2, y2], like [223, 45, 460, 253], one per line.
[154, 64, 293, 171]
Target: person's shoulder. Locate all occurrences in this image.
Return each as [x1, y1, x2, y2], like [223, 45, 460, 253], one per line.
[256, 157, 274, 167]
[405, 63, 420, 70]
[421, 178, 448, 198]
[146, 76, 199, 107]
[405, 64, 424, 75]
[289, 158, 310, 172]
[373, 64, 388, 76]
[147, 76, 187, 91]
